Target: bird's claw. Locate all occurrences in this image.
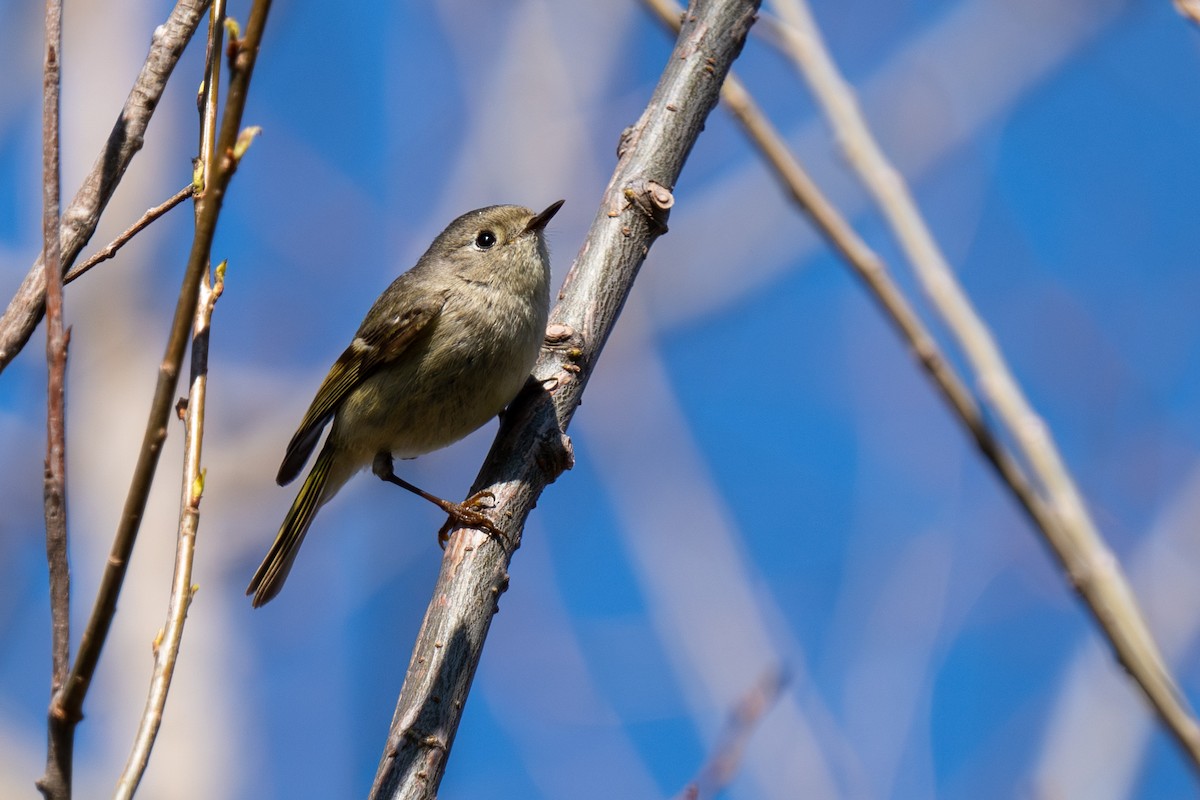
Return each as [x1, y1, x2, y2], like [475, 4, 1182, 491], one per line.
[437, 491, 508, 548]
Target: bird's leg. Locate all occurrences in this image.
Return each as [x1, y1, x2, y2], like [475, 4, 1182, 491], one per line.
[371, 452, 507, 548]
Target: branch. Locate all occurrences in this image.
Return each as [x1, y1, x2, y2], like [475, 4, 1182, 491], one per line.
[114, 263, 224, 800]
[642, 0, 1058, 543]
[673, 667, 790, 800]
[48, 0, 273, 766]
[0, 0, 212, 374]
[367, 1, 760, 797]
[113, 5, 226, 796]
[63, 185, 195, 285]
[1175, 0, 1200, 28]
[37, 0, 69, 796]
[768, 0, 1200, 770]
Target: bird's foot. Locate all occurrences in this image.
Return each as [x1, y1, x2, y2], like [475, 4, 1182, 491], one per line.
[436, 491, 507, 548]
[372, 453, 508, 549]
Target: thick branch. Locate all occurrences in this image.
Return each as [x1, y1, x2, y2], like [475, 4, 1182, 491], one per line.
[38, 0, 69, 796]
[367, 1, 760, 798]
[0, 0, 212, 374]
[48, 0, 272, 756]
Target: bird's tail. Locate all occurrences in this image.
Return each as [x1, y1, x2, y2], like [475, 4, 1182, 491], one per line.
[247, 444, 337, 607]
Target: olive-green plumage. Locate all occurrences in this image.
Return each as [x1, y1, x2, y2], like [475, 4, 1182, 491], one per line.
[248, 201, 562, 607]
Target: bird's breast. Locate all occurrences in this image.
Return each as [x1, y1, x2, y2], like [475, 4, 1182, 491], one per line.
[329, 279, 548, 464]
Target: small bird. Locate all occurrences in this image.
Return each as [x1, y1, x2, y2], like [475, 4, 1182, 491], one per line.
[247, 200, 564, 607]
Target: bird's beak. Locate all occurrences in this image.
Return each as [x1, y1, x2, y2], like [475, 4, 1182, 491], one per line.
[524, 199, 565, 233]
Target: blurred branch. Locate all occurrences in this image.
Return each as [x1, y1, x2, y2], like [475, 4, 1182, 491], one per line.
[1175, 0, 1200, 28]
[643, 0, 1059, 545]
[37, 0, 69, 797]
[48, 0, 272, 776]
[367, 1, 760, 797]
[64, 185, 195, 285]
[0, 0, 211, 374]
[767, 0, 1200, 771]
[114, 4, 226, 796]
[673, 667, 791, 800]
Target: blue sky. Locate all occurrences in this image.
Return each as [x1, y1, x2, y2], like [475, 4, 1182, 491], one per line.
[2, 0, 1200, 797]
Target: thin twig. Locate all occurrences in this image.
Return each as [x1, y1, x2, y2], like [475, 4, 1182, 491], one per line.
[114, 261, 225, 800]
[195, 2, 222, 188]
[113, 5, 227, 796]
[768, 0, 1200, 770]
[64, 185, 195, 285]
[0, 0, 211, 374]
[48, 0, 272, 765]
[673, 667, 791, 800]
[367, 1, 760, 797]
[37, 0, 69, 797]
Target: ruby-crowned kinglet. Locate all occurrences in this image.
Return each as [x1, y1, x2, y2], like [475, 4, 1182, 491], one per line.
[247, 200, 564, 607]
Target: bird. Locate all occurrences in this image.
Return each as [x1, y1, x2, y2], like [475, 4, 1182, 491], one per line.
[247, 200, 563, 607]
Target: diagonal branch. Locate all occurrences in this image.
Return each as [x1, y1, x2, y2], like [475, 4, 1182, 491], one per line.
[1175, 0, 1200, 29]
[673, 667, 791, 800]
[64, 185, 195, 285]
[0, 0, 212, 374]
[367, 1, 760, 798]
[768, 0, 1200, 771]
[643, 0, 1056, 548]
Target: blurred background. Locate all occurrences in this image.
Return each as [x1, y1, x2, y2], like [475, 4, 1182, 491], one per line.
[2, 0, 1200, 797]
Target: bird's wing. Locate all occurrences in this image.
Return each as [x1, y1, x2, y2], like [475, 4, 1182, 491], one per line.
[275, 295, 445, 485]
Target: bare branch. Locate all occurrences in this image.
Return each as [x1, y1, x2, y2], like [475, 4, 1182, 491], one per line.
[115, 262, 224, 799]
[113, 5, 227, 796]
[48, 0, 273, 765]
[367, 1, 760, 797]
[1175, 0, 1200, 28]
[64, 185, 195, 285]
[673, 668, 791, 800]
[643, 0, 1059, 544]
[37, 0, 69, 796]
[769, 0, 1200, 770]
[40, 0, 66, 694]
[0, 0, 212, 374]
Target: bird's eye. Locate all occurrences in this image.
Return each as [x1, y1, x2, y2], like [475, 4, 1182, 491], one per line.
[474, 230, 497, 249]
